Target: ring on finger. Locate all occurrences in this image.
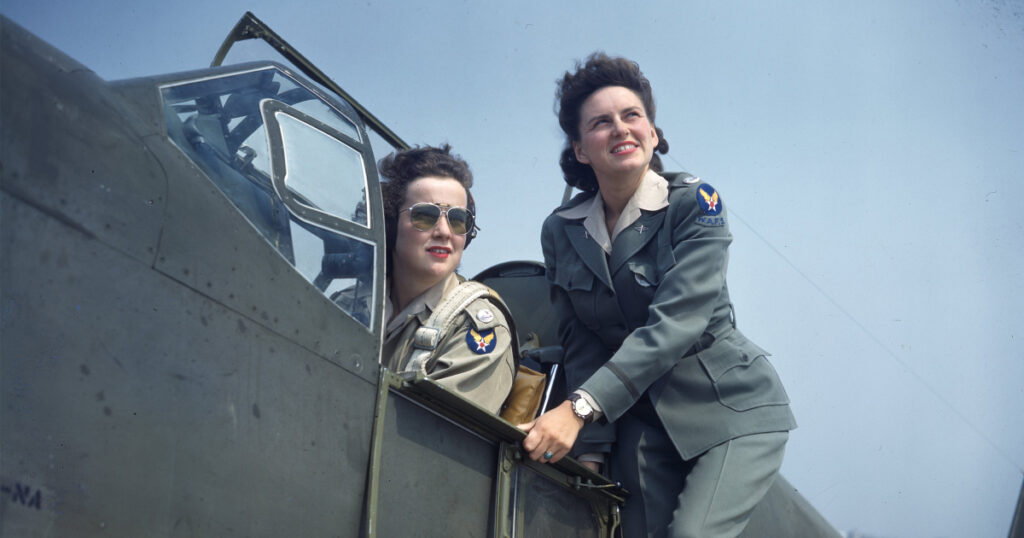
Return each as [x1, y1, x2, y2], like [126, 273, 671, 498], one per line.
[543, 451, 554, 460]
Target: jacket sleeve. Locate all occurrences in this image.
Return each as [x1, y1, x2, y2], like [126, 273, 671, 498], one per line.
[580, 186, 733, 423]
[542, 214, 617, 453]
[427, 298, 516, 415]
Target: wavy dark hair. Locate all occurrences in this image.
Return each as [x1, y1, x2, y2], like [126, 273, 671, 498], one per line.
[556, 52, 670, 192]
[378, 144, 477, 271]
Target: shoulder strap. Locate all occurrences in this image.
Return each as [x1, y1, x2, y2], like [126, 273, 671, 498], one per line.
[404, 281, 521, 376]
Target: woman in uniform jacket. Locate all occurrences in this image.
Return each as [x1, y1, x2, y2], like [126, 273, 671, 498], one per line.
[378, 145, 515, 414]
[519, 54, 797, 537]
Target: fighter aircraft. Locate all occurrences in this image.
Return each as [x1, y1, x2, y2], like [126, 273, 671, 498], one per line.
[0, 12, 837, 537]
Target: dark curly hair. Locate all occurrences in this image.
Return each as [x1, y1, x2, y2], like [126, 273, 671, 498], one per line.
[556, 52, 670, 192]
[378, 144, 477, 271]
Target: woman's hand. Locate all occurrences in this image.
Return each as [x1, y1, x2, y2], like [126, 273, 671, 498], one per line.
[518, 400, 584, 464]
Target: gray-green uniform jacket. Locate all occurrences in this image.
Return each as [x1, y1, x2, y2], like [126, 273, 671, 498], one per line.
[541, 172, 796, 459]
[383, 273, 516, 414]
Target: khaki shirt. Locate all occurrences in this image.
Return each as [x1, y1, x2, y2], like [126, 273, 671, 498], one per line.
[383, 273, 515, 414]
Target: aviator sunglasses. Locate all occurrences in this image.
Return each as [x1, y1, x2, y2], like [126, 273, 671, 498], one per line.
[400, 202, 475, 236]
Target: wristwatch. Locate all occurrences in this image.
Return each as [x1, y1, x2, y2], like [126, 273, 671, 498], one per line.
[568, 392, 595, 425]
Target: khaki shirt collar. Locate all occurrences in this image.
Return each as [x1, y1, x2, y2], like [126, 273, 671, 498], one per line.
[384, 272, 460, 336]
[556, 170, 669, 254]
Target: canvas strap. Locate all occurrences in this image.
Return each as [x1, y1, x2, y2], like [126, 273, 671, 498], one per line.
[404, 281, 519, 376]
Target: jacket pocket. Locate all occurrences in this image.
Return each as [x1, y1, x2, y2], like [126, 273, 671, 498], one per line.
[552, 258, 599, 331]
[553, 256, 594, 292]
[627, 259, 661, 288]
[697, 337, 790, 412]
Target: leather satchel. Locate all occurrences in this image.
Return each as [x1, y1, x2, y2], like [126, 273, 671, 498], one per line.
[500, 364, 546, 425]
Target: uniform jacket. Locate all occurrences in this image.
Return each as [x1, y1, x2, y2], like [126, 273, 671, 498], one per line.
[542, 172, 796, 459]
[383, 273, 516, 414]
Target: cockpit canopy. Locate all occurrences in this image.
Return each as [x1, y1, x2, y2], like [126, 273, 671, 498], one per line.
[161, 65, 378, 328]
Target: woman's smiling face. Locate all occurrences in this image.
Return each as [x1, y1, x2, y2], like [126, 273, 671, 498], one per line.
[573, 85, 659, 184]
[393, 176, 468, 290]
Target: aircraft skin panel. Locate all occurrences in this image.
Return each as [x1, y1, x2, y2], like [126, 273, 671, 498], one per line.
[0, 19, 167, 269]
[0, 191, 377, 536]
[375, 393, 497, 536]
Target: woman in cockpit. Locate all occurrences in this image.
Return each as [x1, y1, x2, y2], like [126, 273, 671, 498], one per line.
[519, 53, 797, 537]
[377, 144, 514, 414]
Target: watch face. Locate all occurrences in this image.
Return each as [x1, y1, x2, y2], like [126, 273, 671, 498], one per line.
[573, 397, 592, 415]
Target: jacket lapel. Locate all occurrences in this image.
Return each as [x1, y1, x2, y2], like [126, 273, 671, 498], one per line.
[609, 210, 666, 275]
[565, 221, 614, 290]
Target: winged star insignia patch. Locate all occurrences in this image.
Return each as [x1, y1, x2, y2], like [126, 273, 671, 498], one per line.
[697, 184, 722, 215]
[696, 184, 726, 227]
[466, 328, 497, 354]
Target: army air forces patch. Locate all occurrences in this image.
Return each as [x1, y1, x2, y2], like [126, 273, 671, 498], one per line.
[466, 328, 497, 354]
[696, 184, 726, 227]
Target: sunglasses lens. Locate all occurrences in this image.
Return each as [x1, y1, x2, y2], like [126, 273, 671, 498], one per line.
[446, 208, 470, 235]
[406, 203, 472, 235]
[409, 204, 440, 231]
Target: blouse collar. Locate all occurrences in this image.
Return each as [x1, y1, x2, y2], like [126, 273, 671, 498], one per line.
[556, 169, 669, 253]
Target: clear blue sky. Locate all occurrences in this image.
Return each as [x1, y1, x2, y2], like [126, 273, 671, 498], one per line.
[4, 1, 1023, 536]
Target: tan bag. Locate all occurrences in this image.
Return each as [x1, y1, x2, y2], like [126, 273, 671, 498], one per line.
[500, 364, 546, 425]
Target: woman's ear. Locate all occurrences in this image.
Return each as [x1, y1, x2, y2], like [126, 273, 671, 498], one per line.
[573, 140, 590, 164]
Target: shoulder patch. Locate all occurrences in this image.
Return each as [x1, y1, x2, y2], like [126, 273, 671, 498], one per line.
[696, 183, 726, 227]
[696, 184, 723, 215]
[466, 328, 497, 354]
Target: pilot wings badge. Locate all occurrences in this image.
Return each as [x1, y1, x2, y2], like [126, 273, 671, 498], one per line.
[466, 328, 497, 354]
